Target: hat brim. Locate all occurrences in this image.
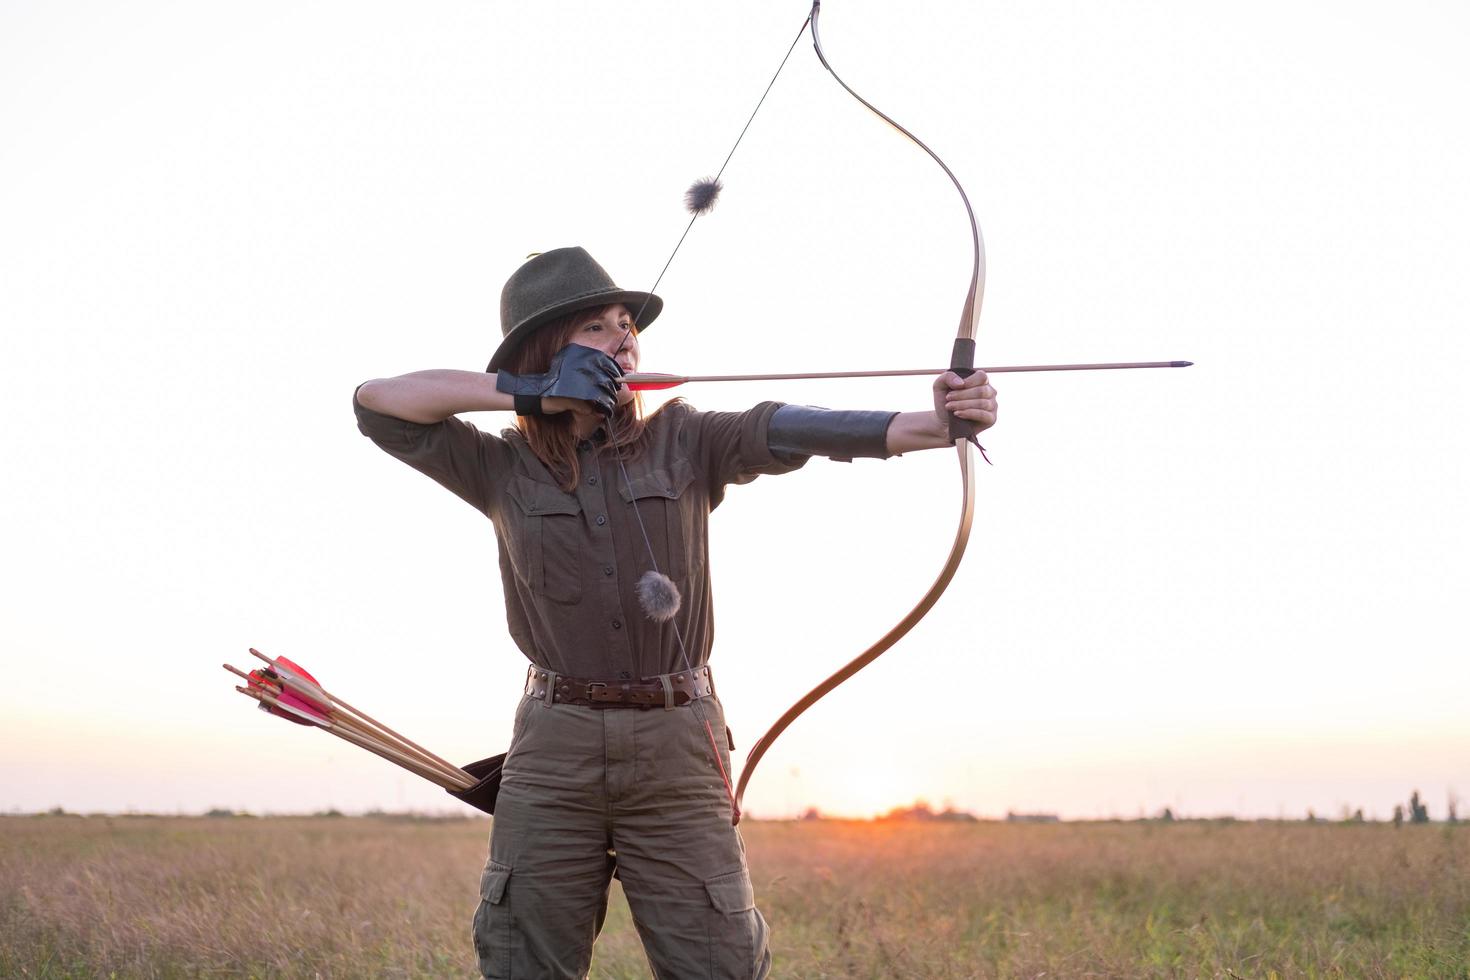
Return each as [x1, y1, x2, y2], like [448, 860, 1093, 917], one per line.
[486, 289, 663, 372]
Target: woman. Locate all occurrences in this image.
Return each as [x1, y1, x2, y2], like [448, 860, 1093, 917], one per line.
[353, 247, 997, 979]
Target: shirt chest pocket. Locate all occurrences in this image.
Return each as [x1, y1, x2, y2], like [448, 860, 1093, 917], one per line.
[505, 476, 584, 604]
[618, 459, 700, 584]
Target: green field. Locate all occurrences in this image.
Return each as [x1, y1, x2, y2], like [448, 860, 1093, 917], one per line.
[2, 815, 1466, 978]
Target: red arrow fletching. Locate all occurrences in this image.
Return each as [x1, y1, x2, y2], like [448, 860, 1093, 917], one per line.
[273, 657, 331, 712]
[275, 689, 330, 724]
[274, 656, 321, 688]
[623, 373, 683, 391]
[245, 656, 331, 726]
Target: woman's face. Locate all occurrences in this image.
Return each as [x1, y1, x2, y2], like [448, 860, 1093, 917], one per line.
[569, 303, 640, 403]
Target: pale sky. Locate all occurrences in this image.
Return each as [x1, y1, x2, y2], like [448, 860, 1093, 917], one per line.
[2, 0, 1466, 820]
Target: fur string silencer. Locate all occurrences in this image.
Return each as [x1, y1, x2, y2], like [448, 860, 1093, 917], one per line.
[684, 178, 723, 215]
[635, 570, 682, 623]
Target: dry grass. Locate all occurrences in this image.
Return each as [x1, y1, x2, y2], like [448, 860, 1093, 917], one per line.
[2, 815, 1467, 978]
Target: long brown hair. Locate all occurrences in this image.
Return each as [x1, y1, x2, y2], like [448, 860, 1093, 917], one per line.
[505, 305, 657, 491]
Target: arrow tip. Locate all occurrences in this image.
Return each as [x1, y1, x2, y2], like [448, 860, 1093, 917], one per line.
[1171, 360, 1194, 367]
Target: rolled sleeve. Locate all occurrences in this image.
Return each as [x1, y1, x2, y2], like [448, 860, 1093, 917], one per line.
[682, 401, 808, 507]
[353, 383, 510, 515]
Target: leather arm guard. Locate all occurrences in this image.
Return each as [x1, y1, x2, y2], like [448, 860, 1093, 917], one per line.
[767, 405, 899, 462]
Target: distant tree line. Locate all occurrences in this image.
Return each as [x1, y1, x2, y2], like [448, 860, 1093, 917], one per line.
[27, 788, 1463, 823]
[1390, 789, 1450, 826]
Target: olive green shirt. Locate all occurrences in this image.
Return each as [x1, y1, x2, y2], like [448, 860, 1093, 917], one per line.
[354, 388, 806, 679]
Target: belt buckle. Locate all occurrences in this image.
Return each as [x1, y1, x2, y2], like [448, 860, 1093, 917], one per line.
[586, 682, 619, 703]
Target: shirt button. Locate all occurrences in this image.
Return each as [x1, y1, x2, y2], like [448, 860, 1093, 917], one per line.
[612, 619, 622, 630]
[588, 476, 597, 485]
[603, 566, 614, 576]
[595, 515, 606, 526]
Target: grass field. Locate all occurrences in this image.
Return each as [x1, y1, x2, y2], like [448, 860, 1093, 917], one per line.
[2, 814, 1467, 978]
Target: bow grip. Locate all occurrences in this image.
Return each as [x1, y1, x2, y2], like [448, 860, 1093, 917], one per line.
[947, 338, 979, 442]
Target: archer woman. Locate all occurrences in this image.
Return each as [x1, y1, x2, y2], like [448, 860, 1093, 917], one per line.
[353, 246, 997, 979]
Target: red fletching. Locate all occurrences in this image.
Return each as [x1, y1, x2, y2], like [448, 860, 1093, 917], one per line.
[245, 656, 331, 726]
[272, 656, 331, 714]
[245, 668, 280, 694]
[246, 668, 314, 726]
[276, 689, 330, 724]
[624, 373, 683, 391]
[275, 656, 321, 687]
[266, 703, 316, 726]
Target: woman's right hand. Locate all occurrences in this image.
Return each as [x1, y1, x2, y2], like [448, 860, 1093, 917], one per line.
[496, 344, 623, 417]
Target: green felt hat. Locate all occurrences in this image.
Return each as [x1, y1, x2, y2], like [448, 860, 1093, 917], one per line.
[486, 247, 663, 372]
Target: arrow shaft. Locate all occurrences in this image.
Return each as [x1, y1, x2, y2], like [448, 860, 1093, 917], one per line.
[623, 360, 1191, 390]
[236, 685, 473, 790]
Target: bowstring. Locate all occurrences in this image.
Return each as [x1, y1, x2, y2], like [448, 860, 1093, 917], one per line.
[602, 11, 812, 824]
[629, 14, 811, 324]
[615, 451, 740, 819]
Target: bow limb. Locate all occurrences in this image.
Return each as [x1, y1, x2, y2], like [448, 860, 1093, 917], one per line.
[733, 0, 987, 813]
[734, 450, 976, 807]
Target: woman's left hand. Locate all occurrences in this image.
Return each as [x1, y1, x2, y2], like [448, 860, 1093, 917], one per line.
[933, 370, 998, 433]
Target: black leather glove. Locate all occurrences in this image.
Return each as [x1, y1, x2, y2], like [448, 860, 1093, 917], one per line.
[495, 344, 623, 417]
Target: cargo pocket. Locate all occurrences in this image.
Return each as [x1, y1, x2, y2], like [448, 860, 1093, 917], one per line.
[470, 860, 512, 979]
[505, 475, 583, 603]
[704, 868, 769, 977]
[690, 698, 733, 782]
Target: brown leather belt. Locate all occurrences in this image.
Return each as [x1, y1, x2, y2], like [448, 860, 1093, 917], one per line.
[524, 665, 714, 709]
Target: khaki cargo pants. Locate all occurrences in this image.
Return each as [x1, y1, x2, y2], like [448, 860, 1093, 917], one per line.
[472, 691, 771, 979]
